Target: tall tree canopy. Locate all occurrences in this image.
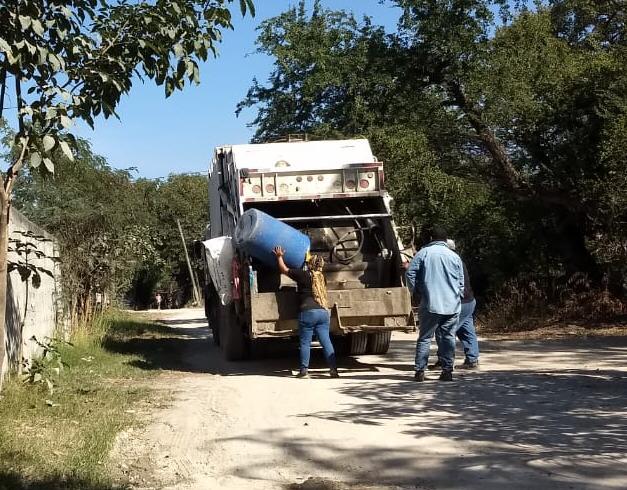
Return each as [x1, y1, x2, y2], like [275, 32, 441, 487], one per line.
[7, 130, 209, 317]
[239, 0, 626, 306]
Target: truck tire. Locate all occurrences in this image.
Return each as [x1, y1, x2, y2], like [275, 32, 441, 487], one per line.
[367, 331, 391, 354]
[348, 332, 368, 355]
[219, 305, 246, 361]
[205, 286, 220, 346]
[331, 335, 349, 357]
[210, 311, 220, 346]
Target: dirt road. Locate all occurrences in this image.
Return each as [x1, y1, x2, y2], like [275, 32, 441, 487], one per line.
[112, 308, 627, 490]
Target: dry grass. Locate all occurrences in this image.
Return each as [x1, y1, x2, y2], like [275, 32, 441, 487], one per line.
[480, 321, 627, 340]
[481, 272, 627, 335]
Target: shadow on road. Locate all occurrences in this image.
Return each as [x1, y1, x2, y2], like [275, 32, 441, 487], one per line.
[103, 312, 627, 380]
[100, 312, 627, 489]
[103, 313, 386, 376]
[102, 315, 214, 373]
[0, 471, 114, 490]
[216, 366, 627, 489]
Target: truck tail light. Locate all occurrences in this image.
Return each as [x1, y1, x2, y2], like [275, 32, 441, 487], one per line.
[265, 184, 275, 194]
[252, 185, 261, 194]
[359, 179, 369, 189]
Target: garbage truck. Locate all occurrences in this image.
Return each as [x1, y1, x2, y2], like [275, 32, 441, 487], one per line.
[202, 138, 415, 360]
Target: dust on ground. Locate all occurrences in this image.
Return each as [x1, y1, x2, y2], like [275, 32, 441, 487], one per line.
[111, 308, 627, 490]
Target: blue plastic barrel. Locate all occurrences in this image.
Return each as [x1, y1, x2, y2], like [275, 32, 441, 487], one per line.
[234, 209, 310, 269]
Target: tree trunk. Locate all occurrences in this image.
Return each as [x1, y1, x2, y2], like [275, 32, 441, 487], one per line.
[0, 192, 9, 387]
[449, 82, 526, 192]
[446, 82, 606, 278]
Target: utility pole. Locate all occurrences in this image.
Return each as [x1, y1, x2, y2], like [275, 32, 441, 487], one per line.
[177, 219, 201, 306]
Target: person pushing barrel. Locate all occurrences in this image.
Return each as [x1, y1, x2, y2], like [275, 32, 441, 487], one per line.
[273, 246, 339, 378]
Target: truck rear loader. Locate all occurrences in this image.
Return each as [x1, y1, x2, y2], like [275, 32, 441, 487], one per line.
[202, 138, 415, 360]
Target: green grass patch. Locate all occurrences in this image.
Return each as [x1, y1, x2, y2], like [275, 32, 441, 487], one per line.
[0, 311, 164, 490]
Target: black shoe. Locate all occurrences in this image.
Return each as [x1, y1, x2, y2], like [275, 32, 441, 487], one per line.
[329, 368, 340, 378]
[296, 369, 309, 378]
[427, 359, 442, 371]
[414, 370, 426, 382]
[458, 360, 479, 370]
[439, 370, 453, 382]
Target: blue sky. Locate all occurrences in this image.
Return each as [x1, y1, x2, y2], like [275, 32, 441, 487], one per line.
[73, 0, 402, 179]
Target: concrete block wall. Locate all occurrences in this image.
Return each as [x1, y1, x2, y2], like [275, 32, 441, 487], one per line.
[1, 208, 63, 381]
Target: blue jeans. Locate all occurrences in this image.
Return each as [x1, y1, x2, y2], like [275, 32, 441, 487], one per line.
[299, 309, 336, 370]
[415, 308, 459, 372]
[435, 299, 479, 364]
[457, 299, 479, 363]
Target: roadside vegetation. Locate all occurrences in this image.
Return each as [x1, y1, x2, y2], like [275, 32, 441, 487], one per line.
[237, 0, 627, 330]
[0, 123, 209, 322]
[0, 311, 165, 490]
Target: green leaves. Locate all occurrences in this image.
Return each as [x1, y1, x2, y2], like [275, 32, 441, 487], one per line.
[0, 36, 10, 53]
[8, 128, 209, 310]
[30, 152, 42, 168]
[18, 15, 32, 30]
[33, 134, 72, 172]
[2, 0, 256, 187]
[43, 135, 55, 152]
[43, 158, 54, 173]
[59, 141, 74, 162]
[240, 0, 256, 17]
[173, 43, 185, 59]
[32, 19, 45, 37]
[238, 2, 392, 141]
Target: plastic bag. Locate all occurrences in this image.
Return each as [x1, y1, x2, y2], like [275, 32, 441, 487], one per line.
[202, 237, 234, 305]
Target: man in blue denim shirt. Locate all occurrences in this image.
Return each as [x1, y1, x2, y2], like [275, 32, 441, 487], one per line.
[406, 226, 464, 381]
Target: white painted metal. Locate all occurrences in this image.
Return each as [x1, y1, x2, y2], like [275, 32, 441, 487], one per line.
[224, 139, 376, 171]
[209, 139, 385, 236]
[241, 166, 382, 199]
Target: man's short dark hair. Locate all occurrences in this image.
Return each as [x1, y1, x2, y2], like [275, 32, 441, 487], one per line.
[430, 225, 448, 241]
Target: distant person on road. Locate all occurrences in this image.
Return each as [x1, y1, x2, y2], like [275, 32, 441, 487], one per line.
[430, 239, 480, 370]
[405, 225, 464, 382]
[155, 293, 162, 310]
[273, 246, 339, 379]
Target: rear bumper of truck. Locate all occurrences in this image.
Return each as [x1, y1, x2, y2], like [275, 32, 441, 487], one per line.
[248, 287, 415, 338]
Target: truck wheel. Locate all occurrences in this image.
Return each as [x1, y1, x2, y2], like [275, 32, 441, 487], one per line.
[219, 305, 246, 361]
[348, 332, 368, 355]
[367, 331, 392, 354]
[211, 322, 220, 346]
[205, 287, 220, 346]
[331, 335, 349, 357]
[207, 301, 220, 346]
